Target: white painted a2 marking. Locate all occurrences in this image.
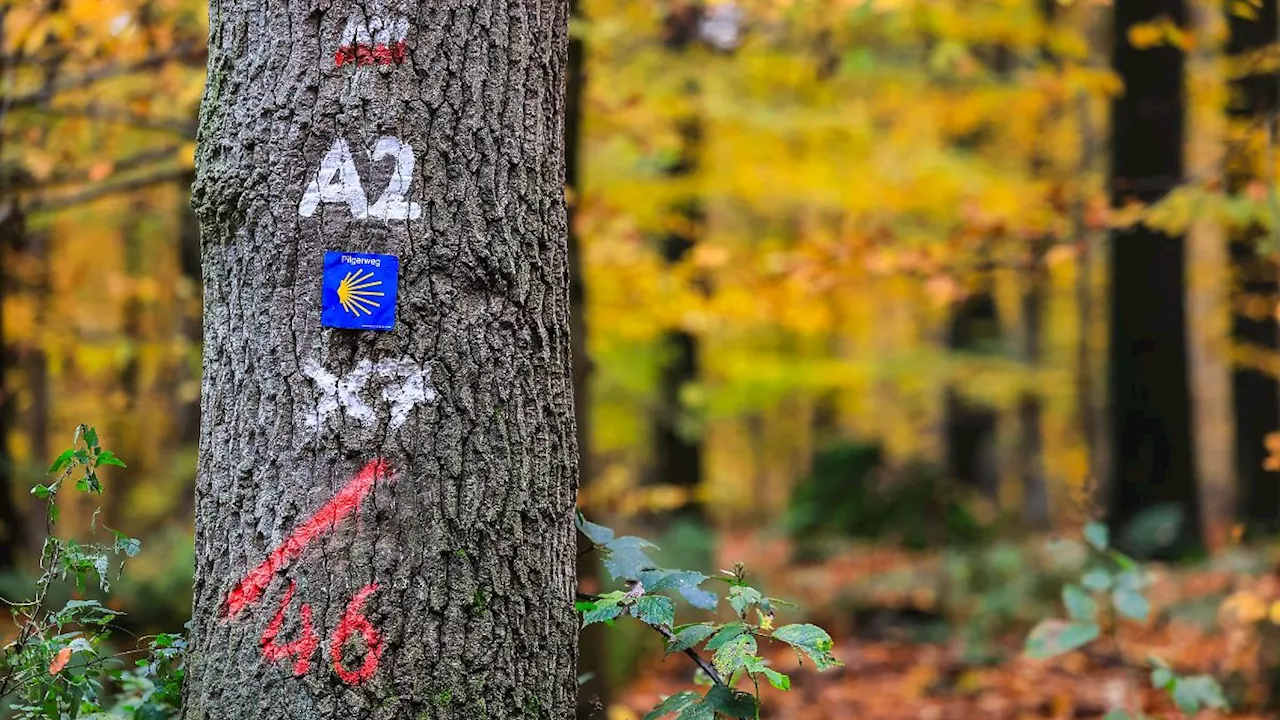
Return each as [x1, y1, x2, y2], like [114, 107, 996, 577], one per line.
[298, 136, 422, 221]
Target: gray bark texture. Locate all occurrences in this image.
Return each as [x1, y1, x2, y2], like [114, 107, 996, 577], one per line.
[184, 2, 577, 719]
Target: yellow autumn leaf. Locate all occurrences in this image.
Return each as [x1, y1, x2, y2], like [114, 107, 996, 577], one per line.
[1127, 22, 1163, 50]
[1223, 590, 1268, 624]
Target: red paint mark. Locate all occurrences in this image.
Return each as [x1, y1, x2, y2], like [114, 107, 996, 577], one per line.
[260, 580, 320, 676]
[335, 42, 407, 67]
[224, 458, 391, 618]
[331, 583, 382, 684]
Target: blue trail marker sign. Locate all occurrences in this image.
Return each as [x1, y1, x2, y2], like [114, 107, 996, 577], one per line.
[321, 251, 399, 331]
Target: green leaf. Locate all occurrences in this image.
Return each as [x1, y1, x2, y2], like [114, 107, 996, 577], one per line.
[1114, 569, 1146, 591]
[772, 623, 841, 670]
[1084, 522, 1109, 550]
[1082, 569, 1113, 592]
[83, 427, 99, 450]
[576, 513, 615, 546]
[1151, 666, 1174, 689]
[701, 685, 759, 719]
[31, 484, 51, 500]
[47, 449, 75, 475]
[1102, 711, 1132, 720]
[96, 450, 127, 469]
[1108, 550, 1139, 572]
[666, 624, 717, 655]
[601, 536, 658, 581]
[630, 595, 676, 628]
[643, 691, 701, 720]
[582, 602, 623, 627]
[1171, 675, 1228, 713]
[638, 569, 718, 611]
[1024, 619, 1100, 659]
[108, 528, 141, 557]
[1113, 587, 1150, 622]
[761, 667, 791, 691]
[575, 600, 597, 614]
[712, 634, 757, 678]
[705, 622, 749, 651]
[1063, 584, 1097, 623]
[728, 586, 763, 618]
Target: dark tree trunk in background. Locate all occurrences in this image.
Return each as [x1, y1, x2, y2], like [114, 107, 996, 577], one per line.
[946, 44, 1010, 503]
[0, 199, 48, 564]
[1016, 236, 1051, 528]
[1227, 0, 1280, 536]
[184, 3, 577, 719]
[652, 4, 709, 522]
[1107, 0, 1203, 555]
[944, 270, 1001, 499]
[1014, 0, 1061, 529]
[0, 200, 26, 571]
[174, 171, 202, 520]
[567, 1, 609, 716]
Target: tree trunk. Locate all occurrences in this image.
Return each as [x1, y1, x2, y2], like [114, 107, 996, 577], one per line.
[1228, 0, 1280, 536]
[651, 3, 709, 522]
[1016, 237, 1051, 528]
[566, 1, 609, 716]
[0, 199, 26, 571]
[1014, 0, 1060, 530]
[944, 269, 1001, 499]
[1107, 0, 1203, 555]
[184, 4, 577, 719]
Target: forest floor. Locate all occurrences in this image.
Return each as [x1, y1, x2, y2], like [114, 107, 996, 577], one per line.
[611, 532, 1278, 720]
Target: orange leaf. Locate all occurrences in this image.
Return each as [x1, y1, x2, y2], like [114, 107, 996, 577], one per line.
[87, 162, 113, 182]
[48, 647, 72, 675]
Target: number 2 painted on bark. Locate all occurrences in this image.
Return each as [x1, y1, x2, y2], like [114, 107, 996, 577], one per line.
[223, 460, 392, 684]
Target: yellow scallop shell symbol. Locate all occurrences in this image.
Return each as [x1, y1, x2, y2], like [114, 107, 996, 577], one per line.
[336, 269, 384, 317]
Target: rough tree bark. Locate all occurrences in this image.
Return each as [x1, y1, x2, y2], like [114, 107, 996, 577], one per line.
[1227, 0, 1280, 536]
[184, 3, 577, 719]
[1107, 0, 1203, 554]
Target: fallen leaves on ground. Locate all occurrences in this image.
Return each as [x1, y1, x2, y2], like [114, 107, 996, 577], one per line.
[608, 532, 1277, 719]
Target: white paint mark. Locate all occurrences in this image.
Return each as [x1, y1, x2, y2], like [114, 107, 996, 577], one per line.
[341, 15, 409, 46]
[298, 138, 368, 219]
[367, 136, 421, 221]
[301, 358, 436, 432]
[298, 137, 421, 221]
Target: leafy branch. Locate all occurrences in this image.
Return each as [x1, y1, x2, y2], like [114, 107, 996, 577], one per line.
[575, 513, 841, 719]
[1024, 522, 1227, 719]
[0, 425, 184, 719]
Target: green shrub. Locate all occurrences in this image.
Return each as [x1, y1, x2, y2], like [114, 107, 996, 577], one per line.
[0, 426, 185, 720]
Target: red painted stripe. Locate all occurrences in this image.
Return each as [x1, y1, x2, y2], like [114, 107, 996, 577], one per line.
[334, 41, 408, 67]
[224, 459, 391, 618]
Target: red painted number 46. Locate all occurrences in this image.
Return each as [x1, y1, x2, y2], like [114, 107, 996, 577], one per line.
[223, 460, 393, 685]
[261, 580, 382, 683]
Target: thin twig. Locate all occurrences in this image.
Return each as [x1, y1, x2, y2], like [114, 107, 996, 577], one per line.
[4, 48, 206, 110]
[28, 167, 192, 213]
